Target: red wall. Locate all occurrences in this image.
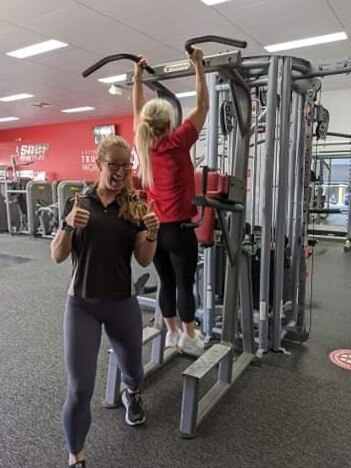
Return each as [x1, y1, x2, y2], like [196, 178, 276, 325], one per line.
[0, 115, 134, 181]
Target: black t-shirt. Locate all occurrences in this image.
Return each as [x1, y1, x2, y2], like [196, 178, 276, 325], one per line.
[62, 186, 144, 299]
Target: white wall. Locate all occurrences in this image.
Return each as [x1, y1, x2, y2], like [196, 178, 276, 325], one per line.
[320, 89, 351, 134]
[316, 88, 351, 171]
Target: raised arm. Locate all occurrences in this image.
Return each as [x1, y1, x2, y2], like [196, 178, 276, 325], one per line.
[133, 57, 147, 132]
[187, 47, 209, 134]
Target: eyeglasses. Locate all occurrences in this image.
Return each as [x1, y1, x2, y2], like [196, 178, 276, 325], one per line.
[103, 160, 133, 172]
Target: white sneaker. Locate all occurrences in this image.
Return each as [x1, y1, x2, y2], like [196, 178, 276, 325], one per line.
[178, 330, 205, 354]
[165, 328, 181, 348]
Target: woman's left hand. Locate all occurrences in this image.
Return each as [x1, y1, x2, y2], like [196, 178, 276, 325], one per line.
[134, 56, 148, 79]
[143, 200, 159, 240]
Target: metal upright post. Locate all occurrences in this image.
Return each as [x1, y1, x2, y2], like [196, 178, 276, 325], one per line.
[287, 92, 299, 242]
[345, 159, 351, 246]
[220, 72, 251, 369]
[258, 56, 279, 355]
[203, 73, 219, 339]
[239, 250, 255, 353]
[180, 57, 253, 438]
[251, 100, 260, 230]
[272, 57, 292, 351]
[206, 73, 219, 168]
[295, 89, 316, 336]
[150, 284, 166, 365]
[327, 159, 331, 211]
[289, 87, 316, 339]
[290, 94, 306, 325]
[104, 351, 121, 408]
[347, 202, 351, 237]
[3, 168, 12, 233]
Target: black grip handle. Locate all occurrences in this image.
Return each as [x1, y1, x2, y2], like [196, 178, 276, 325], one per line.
[185, 35, 247, 55]
[82, 53, 156, 78]
[201, 166, 209, 196]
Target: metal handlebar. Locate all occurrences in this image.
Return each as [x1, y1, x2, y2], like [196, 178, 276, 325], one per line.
[185, 35, 247, 55]
[82, 53, 182, 126]
[82, 53, 155, 78]
[201, 165, 209, 196]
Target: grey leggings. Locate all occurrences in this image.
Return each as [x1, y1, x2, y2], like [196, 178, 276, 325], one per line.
[62, 295, 143, 455]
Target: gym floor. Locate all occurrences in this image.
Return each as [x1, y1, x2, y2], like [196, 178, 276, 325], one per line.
[0, 235, 350, 468]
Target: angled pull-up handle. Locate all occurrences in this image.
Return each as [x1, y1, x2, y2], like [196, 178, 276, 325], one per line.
[82, 53, 155, 78]
[82, 53, 182, 126]
[185, 35, 247, 55]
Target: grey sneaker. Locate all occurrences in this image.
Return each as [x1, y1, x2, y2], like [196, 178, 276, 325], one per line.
[178, 330, 205, 354]
[165, 328, 181, 347]
[121, 389, 146, 426]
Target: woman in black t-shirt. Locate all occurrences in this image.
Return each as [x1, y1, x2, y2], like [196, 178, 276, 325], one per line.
[51, 135, 159, 468]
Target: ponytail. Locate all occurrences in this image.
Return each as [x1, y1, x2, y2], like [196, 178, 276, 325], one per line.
[136, 120, 155, 188]
[135, 98, 174, 188]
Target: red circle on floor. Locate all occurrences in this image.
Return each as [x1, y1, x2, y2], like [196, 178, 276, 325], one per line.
[329, 349, 351, 371]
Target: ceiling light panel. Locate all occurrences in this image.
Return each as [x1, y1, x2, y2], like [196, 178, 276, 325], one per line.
[176, 91, 196, 98]
[265, 32, 348, 52]
[98, 74, 127, 84]
[0, 93, 34, 102]
[200, 0, 232, 5]
[0, 117, 19, 122]
[7, 39, 68, 59]
[61, 106, 95, 113]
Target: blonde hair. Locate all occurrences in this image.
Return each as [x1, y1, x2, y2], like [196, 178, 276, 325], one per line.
[135, 99, 174, 187]
[96, 135, 148, 226]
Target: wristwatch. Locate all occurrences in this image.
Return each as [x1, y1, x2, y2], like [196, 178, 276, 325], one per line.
[59, 219, 74, 233]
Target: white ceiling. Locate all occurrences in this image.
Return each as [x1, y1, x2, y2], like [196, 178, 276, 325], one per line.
[0, 0, 351, 129]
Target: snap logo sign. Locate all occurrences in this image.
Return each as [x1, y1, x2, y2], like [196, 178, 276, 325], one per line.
[16, 143, 50, 163]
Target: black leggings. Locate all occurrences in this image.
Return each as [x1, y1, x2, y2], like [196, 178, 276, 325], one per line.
[153, 221, 198, 323]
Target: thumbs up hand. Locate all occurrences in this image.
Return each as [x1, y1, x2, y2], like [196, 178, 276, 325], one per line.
[142, 199, 159, 240]
[65, 192, 90, 229]
[74, 192, 81, 208]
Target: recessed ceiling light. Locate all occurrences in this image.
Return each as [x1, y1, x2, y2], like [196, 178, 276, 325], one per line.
[108, 84, 123, 96]
[98, 74, 127, 84]
[0, 117, 19, 122]
[200, 0, 232, 5]
[61, 106, 95, 113]
[176, 91, 196, 98]
[0, 93, 34, 102]
[265, 31, 348, 52]
[7, 39, 68, 59]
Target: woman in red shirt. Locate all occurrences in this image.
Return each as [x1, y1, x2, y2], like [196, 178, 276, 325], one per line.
[133, 48, 209, 353]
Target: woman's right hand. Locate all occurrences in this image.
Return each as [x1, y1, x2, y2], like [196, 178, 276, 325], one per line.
[188, 47, 204, 67]
[65, 193, 90, 229]
[134, 57, 148, 80]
